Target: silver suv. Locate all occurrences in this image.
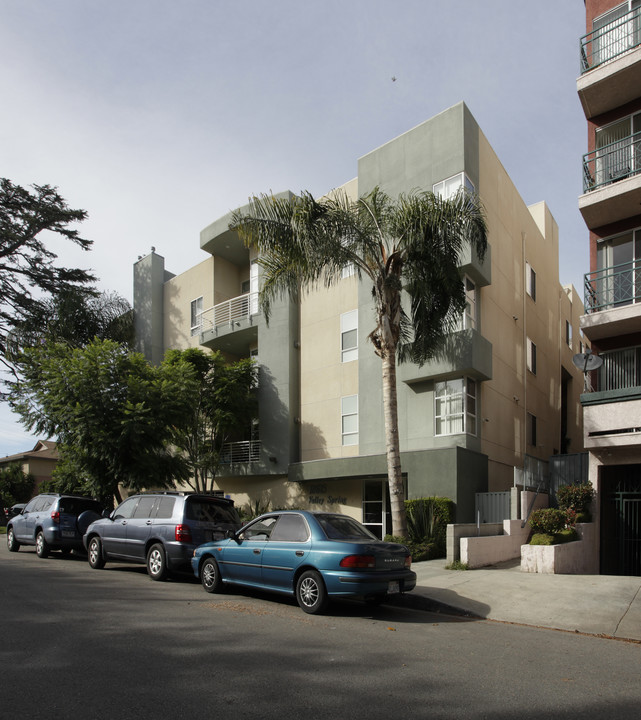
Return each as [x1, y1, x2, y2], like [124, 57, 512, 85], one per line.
[83, 492, 241, 580]
[7, 494, 103, 557]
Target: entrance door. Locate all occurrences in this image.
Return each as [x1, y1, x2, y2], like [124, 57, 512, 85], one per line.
[600, 464, 641, 576]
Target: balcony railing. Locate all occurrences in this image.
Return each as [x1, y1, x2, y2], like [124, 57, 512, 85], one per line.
[584, 260, 641, 313]
[580, 7, 641, 73]
[219, 440, 261, 465]
[586, 346, 641, 393]
[198, 292, 259, 332]
[582, 132, 641, 192]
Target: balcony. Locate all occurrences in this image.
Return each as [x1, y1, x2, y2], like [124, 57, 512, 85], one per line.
[582, 261, 641, 340]
[579, 133, 641, 228]
[198, 293, 259, 355]
[578, 8, 641, 118]
[220, 440, 261, 465]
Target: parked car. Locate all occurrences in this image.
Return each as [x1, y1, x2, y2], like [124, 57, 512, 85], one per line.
[4, 503, 25, 522]
[6, 494, 103, 557]
[83, 492, 241, 580]
[191, 510, 416, 614]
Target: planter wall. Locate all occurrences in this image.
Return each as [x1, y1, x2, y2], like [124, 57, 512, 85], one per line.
[520, 523, 598, 574]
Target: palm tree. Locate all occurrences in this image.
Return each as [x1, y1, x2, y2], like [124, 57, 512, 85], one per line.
[230, 186, 487, 538]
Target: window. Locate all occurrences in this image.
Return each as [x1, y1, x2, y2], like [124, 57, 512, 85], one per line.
[526, 263, 536, 301]
[566, 320, 573, 349]
[592, 1, 641, 67]
[433, 172, 475, 200]
[270, 514, 310, 542]
[434, 377, 477, 436]
[596, 228, 641, 308]
[113, 497, 139, 521]
[242, 515, 278, 541]
[595, 111, 641, 186]
[341, 310, 358, 362]
[527, 413, 537, 447]
[362, 480, 393, 539]
[190, 296, 203, 336]
[341, 394, 358, 446]
[455, 276, 477, 330]
[527, 338, 537, 375]
[133, 496, 157, 519]
[341, 263, 355, 279]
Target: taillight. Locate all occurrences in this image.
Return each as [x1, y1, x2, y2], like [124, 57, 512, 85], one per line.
[175, 524, 192, 543]
[51, 511, 60, 524]
[404, 555, 412, 569]
[339, 554, 375, 569]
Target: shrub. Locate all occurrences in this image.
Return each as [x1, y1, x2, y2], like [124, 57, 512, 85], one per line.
[557, 483, 594, 515]
[384, 535, 440, 562]
[445, 559, 469, 570]
[529, 508, 567, 535]
[530, 528, 578, 545]
[405, 496, 454, 553]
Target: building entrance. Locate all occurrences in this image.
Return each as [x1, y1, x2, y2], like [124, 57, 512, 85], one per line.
[600, 464, 641, 576]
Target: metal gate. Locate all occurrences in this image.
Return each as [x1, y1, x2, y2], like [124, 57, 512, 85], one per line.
[475, 492, 511, 524]
[600, 465, 641, 576]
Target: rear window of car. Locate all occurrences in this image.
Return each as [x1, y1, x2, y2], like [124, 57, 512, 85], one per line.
[316, 514, 377, 541]
[185, 499, 240, 525]
[58, 498, 102, 516]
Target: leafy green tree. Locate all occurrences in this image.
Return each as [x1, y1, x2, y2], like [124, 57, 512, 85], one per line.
[9, 339, 195, 506]
[231, 186, 487, 537]
[9, 288, 134, 351]
[0, 463, 34, 509]
[163, 348, 258, 492]
[0, 178, 95, 374]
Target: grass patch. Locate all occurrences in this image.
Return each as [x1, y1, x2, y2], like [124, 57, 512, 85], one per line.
[445, 560, 469, 570]
[530, 528, 578, 546]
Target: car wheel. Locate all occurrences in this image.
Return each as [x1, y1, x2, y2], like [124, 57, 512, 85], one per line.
[147, 543, 168, 581]
[6, 527, 20, 552]
[35, 531, 50, 558]
[200, 557, 223, 593]
[87, 536, 106, 569]
[296, 570, 328, 615]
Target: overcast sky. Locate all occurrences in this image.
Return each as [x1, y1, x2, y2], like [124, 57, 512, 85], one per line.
[0, 0, 588, 457]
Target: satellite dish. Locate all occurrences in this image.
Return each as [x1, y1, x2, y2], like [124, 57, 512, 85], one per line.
[572, 350, 603, 373]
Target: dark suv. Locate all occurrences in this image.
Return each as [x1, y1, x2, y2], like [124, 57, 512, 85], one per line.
[7, 494, 103, 557]
[83, 492, 241, 580]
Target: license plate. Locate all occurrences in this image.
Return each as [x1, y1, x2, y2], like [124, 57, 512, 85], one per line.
[387, 581, 400, 594]
[61, 530, 75, 538]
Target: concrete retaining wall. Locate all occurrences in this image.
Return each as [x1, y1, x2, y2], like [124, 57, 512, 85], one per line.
[521, 523, 598, 574]
[460, 520, 532, 568]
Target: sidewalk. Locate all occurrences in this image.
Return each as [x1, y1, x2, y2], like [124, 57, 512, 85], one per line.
[399, 558, 641, 642]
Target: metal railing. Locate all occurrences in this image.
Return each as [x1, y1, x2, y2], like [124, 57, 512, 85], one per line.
[219, 440, 261, 465]
[597, 346, 641, 392]
[582, 132, 641, 192]
[584, 259, 641, 313]
[580, 7, 641, 73]
[198, 292, 259, 332]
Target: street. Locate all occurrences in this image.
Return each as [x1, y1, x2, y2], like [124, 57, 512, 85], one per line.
[1, 541, 640, 720]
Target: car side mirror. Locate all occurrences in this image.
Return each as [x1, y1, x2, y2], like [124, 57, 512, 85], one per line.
[102, 509, 112, 519]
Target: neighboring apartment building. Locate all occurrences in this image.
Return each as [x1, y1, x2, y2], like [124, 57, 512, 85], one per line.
[578, 0, 641, 575]
[134, 102, 585, 537]
[0, 440, 58, 493]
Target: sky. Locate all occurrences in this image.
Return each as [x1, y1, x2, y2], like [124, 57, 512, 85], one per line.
[0, 0, 588, 456]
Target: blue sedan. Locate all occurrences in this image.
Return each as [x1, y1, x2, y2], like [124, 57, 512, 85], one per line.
[191, 510, 416, 614]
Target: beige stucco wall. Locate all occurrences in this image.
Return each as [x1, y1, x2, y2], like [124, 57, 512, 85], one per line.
[163, 257, 214, 351]
[477, 132, 585, 490]
[299, 273, 359, 460]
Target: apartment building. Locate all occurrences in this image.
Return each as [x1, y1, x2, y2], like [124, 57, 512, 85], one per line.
[578, 0, 641, 575]
[134, 102, 585, 537]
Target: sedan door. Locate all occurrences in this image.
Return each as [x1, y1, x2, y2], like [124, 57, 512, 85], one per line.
[260, 514, 311, 592]
[220, 515, 278, 585]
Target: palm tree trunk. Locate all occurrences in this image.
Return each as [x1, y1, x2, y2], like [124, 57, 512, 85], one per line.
[382, 349, 408, 538]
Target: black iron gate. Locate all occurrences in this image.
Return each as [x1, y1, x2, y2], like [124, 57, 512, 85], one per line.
[600, 465, 641, 576]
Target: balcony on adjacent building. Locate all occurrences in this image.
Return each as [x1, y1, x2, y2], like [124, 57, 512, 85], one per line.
[582, 261, 641, 340]
[578, 6, 641, 118]
[579, 132, 641, 228]
[198, 292, 260, 355]
[219, 440, 262, 465]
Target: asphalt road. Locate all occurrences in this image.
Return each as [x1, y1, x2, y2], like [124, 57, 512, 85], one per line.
[1, 541, 640, 720]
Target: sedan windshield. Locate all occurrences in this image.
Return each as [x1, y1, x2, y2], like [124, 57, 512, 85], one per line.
[316, 514, 377, 541]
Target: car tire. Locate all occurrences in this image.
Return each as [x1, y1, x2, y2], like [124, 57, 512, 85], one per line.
[7, 526, 20, 552]
[296, 570, 328, 615]
[87, 536, 106, 569]
[35, 531, 50, 558]
[147, 543, 168, 581]
[200, 557, 223, 593]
